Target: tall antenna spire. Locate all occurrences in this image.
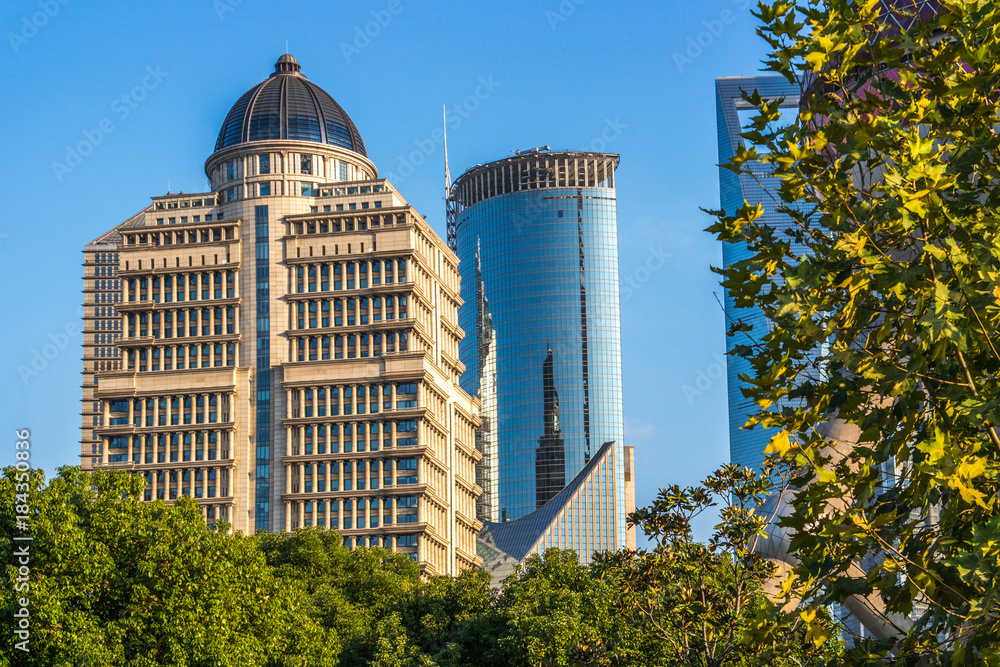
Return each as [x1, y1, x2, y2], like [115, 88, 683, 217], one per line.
[444, 104, 459, 251]
[443, 104, 452, 192]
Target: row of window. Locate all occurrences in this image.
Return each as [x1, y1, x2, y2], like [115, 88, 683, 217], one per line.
[289, 459, 419, 493]
[93, 252, 119, 264]
[288, 421, 419, 455]
[155, 214, 218, 225]
[293, 260, 406, 293]
[148, 468, 221, 482]
[293, 332, 409, 361]
[300, 191, 383, 207]
[125, 226, 233, 246]
[93, 349, 119, 363]
[109, 431, 225, 447]
[126, 343, 237, 371]
[292, 497, 418, 528]
[153, 197, 215, 210]
[292, 212, 401, 236]
[290, 383, 417, 417]
[227, 155, 373, 184]
[109, 451, 226, 465]
[110, 395, 222, 413]
[294, 296, 407, 328]
[127, 271, 236, 303]
[141, 486, 227, 500]
[127, 307, 237, 338]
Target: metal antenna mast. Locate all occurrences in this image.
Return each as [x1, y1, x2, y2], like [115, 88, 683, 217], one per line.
[444, 104, 459, 250]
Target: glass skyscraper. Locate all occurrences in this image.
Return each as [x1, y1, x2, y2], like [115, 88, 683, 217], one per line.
[449, 150, 630, 556]
[716, 76, 802, 473]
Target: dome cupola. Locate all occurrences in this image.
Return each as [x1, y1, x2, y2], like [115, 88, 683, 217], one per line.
[213, 54, 366, 155]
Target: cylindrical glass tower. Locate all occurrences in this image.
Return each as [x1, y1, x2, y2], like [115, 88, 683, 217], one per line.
[450, 151, 625, 534]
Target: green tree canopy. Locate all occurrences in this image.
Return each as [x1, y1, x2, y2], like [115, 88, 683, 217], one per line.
[710, 0, 1000, 661]
[0, 467, 335, 667]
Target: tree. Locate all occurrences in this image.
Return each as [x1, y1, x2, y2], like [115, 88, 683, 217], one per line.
[258, 527, 422, 666]
[400, 568, 500, 667]
[493, 549, 639, 666]
[594, 464, 839, 666]
[710, 0, 1000, 661]
[0, 467, 335, 666]
[257, 528, 497, 666]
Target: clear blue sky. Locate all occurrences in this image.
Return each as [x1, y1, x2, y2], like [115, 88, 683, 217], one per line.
[0, 0, 770, 540]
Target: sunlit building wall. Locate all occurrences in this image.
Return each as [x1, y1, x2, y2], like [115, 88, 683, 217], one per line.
[79, 55, 482, 575]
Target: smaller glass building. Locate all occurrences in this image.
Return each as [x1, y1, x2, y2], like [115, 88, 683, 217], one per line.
[449, 150, 630, 558]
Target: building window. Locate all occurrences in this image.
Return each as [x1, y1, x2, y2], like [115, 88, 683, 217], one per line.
[259, 182, 270, 196]
[300, 155, 312, 175]
[227, 161, 235, 181]
[259, 153, 270, 174]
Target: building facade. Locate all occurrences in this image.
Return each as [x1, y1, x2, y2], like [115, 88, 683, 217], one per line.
[80, 55, 482, 575]
[478, 440, 633, 584]
[715, 76, 802, 474]
[448, 150, 632, 560]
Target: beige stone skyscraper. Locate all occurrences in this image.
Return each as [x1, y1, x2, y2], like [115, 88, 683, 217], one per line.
[80, 54, 483, 575]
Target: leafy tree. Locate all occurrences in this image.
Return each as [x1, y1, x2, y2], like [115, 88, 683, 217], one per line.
[258, 529, 499, 666]
[0, 466, 336, 666]
[258, 528, 423, 666]
[710, 0, 1000, 661]
[400, 568, 500, 666]
[493, 549, 632, 666]
[594, 464, 839, 666]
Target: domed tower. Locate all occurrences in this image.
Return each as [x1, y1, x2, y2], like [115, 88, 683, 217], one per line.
[205, 53, 375, 202]
[80, 55, 483, 576]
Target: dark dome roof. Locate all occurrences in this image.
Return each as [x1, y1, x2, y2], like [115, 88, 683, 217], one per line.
[214, 55, 366, 155]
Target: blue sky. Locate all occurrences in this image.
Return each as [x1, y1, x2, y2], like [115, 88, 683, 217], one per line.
[0, 0, 770, 540]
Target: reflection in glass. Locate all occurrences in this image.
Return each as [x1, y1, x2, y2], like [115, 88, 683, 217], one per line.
[535, 347, 565, 508]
